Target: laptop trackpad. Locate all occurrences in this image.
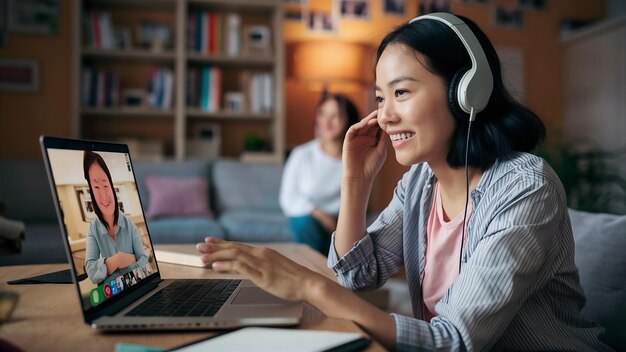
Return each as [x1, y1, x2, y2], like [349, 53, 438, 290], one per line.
[232, 287, 287, 305]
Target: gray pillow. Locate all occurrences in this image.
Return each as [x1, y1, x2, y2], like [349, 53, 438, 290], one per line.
[569, 208, 626, 350]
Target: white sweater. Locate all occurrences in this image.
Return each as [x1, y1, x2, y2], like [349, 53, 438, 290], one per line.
[279, 140, 342, 217]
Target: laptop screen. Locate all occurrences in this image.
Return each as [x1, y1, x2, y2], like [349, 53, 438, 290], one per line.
[42, 138, 159, 313]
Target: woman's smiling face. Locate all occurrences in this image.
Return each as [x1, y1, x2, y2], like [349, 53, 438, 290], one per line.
[88, 163, 115, 217]
[375, 43, 456, 167]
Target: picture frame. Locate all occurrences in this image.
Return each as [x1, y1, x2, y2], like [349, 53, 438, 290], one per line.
[492, 5, 524, 30]
[418, 0, 451, 15]
[113, 27, 132, 50]
[187, 123, 221, 159]
[136, 22, 173, 51]
[224, 91, 245, 112]
[284, 9, 304, 21]
[460, 0, 489, 4]
[307, 11, 337, 33]
[383, 0, 407, 16]
[76, 187, 97, 222]
[0, 59, 39, 92]
[519, 0, 547, 11]
[341, 0, 370, 20]
[245, 25, 272, 55]
[8, 0, 58, 35]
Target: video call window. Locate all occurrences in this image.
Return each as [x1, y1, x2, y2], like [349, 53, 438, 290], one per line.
[47, 149, 157, 310]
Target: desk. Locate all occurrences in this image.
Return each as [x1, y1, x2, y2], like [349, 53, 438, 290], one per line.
[0, 243, 385, 351]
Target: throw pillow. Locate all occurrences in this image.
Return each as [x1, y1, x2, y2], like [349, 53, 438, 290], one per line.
[144, 175, 213, 219]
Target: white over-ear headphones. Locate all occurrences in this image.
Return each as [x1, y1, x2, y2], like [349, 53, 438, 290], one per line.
[409, 13, 493, 120]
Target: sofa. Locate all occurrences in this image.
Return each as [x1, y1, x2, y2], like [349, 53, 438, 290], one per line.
[0, 158, 292, 265]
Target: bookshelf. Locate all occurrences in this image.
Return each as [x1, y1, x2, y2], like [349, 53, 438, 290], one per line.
[74, 0, 285, 163]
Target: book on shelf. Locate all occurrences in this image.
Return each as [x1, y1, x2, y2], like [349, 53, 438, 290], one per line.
[193, 66, 222, 112]
[83, 10, 115, 49]
[247, 72, 274, 114]
[188, 10, 223, 55]
[81, 68, 120, 108]
[147, 68, 174, 109]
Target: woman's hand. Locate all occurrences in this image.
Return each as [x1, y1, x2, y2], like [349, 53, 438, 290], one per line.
[196, 238, 326, 302]
[342, 110, 388, 185]
[109, 252, 137, 270]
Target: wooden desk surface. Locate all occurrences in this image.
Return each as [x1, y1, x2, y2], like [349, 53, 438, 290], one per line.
[0, 243, 385, 351]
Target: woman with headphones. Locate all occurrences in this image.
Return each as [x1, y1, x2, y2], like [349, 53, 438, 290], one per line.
[197, 13, 610, 351]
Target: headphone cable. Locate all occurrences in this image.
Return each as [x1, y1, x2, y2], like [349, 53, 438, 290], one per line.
[459, 108, 475, 273]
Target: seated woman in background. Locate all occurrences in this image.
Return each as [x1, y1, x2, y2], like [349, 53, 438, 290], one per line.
[279, 93, 360, 254]
[83, 151, 148, 285]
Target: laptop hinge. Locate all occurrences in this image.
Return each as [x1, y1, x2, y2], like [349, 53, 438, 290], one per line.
[85, 278, 161, 323]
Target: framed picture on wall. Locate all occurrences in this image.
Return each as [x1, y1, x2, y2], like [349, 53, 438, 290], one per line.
[285, 8, 304, 21]
[492, 5, 524, 29]
[419, 0, 451, 15]
[76, 187, 97, 222]
[341, 0, 370, 20]
[306, 11, 337, 33]
[519, 0, 547, 11]
[384, 0, 406, 16]
[0, 59, 39, 92]
[460, 0, 489, 4]
[8, 0, 59, 35]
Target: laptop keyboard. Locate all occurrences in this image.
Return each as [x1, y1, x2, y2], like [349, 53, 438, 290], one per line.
[126, 279, 241, 317]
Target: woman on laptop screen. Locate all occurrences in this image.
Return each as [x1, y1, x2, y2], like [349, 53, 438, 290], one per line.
[83, 151, 148, 285]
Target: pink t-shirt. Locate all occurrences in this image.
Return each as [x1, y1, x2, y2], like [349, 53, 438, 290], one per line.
[422, 181, 473, 321]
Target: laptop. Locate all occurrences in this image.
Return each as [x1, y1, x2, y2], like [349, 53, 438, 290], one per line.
[39, 136, 302, 331]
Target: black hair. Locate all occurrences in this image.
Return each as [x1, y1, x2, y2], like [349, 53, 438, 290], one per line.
[83, 151, 119, 230]
[376, 14, 545, 170]
[316, 92, 361, 139]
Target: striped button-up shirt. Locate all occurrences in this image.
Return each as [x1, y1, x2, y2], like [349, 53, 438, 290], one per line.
[328, 152, 611, 351]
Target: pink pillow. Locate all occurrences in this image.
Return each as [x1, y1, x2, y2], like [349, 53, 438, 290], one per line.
[144, 175, 213, 219]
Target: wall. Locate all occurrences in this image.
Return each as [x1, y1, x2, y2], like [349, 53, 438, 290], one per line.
[0, 0, 74, 159]
[284, 0, 607, 210]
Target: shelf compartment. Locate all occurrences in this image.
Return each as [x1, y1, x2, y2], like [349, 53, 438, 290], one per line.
[186, 108, 273, 121]
[82, 48, 176, 63]
[81, 107, 175, 118]
[186, 53, 274, 67]
[187, 0, 279, 13]
[83, 0, 176, 11]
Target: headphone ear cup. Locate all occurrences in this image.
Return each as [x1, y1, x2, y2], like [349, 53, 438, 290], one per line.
[448, 68, 470, 121]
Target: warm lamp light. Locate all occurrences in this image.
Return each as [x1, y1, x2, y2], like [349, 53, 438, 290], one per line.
[288, 41, 374, 92]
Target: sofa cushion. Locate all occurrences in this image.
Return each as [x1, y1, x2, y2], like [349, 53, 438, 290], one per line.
[132, 160, 211, 211]
[146, 217, 225, 244]
[144, 175, 213, 219]
[0, 160, 57, 223]
[212, 159, 283, 214]
[569, 208, 626, 349]
[0, 224, 66, 265]
[219, 210, 292, 243]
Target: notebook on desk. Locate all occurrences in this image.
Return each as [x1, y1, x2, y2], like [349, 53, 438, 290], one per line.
[39, 136, 302, 331]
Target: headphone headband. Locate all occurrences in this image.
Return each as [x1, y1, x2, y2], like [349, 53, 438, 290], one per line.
[409, 13, 493, 115]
